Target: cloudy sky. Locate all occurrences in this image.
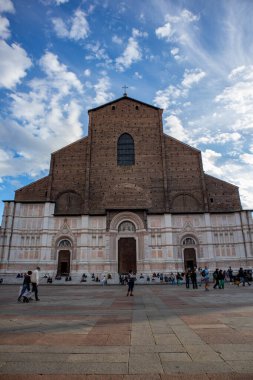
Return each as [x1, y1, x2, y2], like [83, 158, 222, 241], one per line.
[0, 0, 253, 218]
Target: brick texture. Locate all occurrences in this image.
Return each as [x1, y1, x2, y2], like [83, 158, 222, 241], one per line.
[14, 96, 242, 214]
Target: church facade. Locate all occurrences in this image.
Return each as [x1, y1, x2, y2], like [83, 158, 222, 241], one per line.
[0, 96, 253, 279]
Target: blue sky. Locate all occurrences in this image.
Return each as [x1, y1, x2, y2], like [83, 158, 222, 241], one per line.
[0, 0, 253, 219]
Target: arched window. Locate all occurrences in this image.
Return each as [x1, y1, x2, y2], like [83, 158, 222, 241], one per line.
[182, 237, 196, 245]
[117, 133, 135, 166]
[118, 221, 136, 232]
[58, 239, 72, 247]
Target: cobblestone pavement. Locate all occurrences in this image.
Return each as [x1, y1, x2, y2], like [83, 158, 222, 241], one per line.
[0, 283, 253, 380]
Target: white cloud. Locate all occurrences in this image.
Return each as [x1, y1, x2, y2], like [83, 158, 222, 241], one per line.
[164, 115, 188, 141]
[116, 29, 146, 72]
[52, 9, 89, 41]
[0, 41, 32, 89]
[156, 8, 199, 43]
[201, 148, 253, 209]
[240, 153, 253, 165]
[134, 71, 142, 79]
[93, 76, 114, 105]
[54, 0, 69, 4]
[40, 51, 83, 94]
[0, 0, 14, 13]
[84, 69, 91, 76]
[112, 35, 123, 44]
[0, 0, 14, 40]
[0, 15, 11, 39]
[195, 132, 241, 145]
[182, 68, 206, 88]
[156, 22, 172, 41]
[202, 149, 223, 176]
[154, 85, 185, 110]
[85, 42, 112, 66]
[215, 65, 253, 116]
[0, 51, 84, 181]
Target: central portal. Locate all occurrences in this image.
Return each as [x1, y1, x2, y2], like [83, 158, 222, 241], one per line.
[118, 237, 136, 274]
[184, 248, 197, 270]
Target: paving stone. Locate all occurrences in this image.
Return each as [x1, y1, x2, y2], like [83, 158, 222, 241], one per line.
[129, 353, 163, 374]
[1, 284, 253, 377]
[159, 352, 192, 362]
[162, 361, 233, 374]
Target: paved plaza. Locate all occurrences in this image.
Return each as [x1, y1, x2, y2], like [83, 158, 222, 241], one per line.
[1, 283, 253, 380]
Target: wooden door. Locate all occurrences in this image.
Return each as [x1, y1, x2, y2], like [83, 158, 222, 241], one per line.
[118, 238, 136, 274]
[57, 250, 70, 276]
[184, 248, 197, 270]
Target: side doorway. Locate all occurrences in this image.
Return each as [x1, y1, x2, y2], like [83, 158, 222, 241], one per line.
[57, 250, 70, 276]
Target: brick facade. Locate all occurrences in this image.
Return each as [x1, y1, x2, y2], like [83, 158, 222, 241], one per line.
[1, 96, 250, 279]
[14, 96, 242, 214]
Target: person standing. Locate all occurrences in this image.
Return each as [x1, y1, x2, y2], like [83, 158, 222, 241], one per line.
[213, 268, 219, 289]
[191, 268, 198, 289]
[218, 269, 225, 289]
[31, 266, 41, 301]
[227, 266, 233, 282]
[202, 266, 210, 291]
[127, 269, 135, 296]
[18, 270, 32, 302]
[185, 270, 190, 288]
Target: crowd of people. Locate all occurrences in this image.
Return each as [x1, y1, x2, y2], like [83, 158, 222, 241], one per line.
[15, 265, 252, 302]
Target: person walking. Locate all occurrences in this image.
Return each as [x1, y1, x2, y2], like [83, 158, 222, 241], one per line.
[31, 266, 41, 301]
[18, 270, 32, 302]
[127, 269, 135, 296]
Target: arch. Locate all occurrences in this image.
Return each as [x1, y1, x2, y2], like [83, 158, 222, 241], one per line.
[182, 237, 196, 245]
[118, 221, 136, 232]
[58, 239, 72, 247]
[55, 191, 82, 215]
[110, 211, 145, 231]
[171, 193, 201, 213]
[117, 133, 135, 166]
[181, 234, 199, 270]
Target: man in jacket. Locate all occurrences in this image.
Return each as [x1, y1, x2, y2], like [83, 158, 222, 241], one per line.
[31, 267, 41, 301]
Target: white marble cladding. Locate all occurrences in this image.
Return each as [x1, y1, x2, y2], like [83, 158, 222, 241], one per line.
[0, 202, 252, 275]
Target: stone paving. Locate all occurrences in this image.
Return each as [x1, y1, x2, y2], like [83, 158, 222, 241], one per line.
[0, 283, 253, 380]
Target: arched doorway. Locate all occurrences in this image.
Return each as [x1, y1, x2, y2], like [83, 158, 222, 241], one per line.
[184, 248, 197, 270]
[118, 237, 136, 274]
[57, 250, 70, 275]
[57, 239, 72, 276]
[182, 237, 197, 270]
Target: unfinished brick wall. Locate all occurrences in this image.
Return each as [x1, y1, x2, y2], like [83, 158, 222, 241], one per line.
[87, 97, 165, 214]
[164, 136, 206, 212]
[49, 138, 88, 214]
[205, 174, 241, 211]
[14, 96, 242, 215]
[15, 176, 49, 202]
